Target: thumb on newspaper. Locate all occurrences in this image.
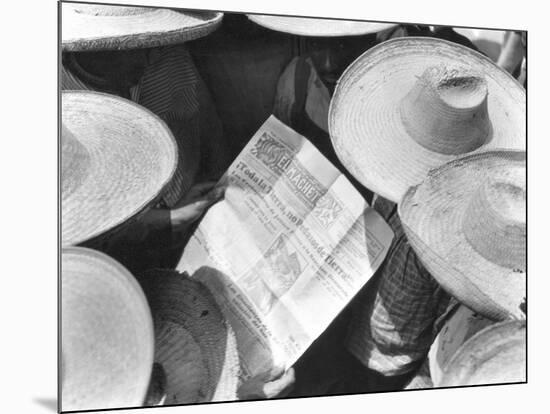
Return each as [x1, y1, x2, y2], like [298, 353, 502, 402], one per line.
[263, 367, 295, 398]
[237, 367, 295, 400]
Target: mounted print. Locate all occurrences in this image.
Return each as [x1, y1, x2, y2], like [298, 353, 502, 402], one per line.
[59, 1, 526, 412]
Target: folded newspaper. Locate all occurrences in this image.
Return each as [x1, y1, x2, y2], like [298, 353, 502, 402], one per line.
[177, 116, 393, 379]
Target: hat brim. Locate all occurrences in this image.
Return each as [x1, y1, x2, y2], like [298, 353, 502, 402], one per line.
[329, 37, 525, 203]
[62, 4, 223, 52]
[61, 91, 177, 247]
[247, 14, 397, 37]
[138, 270, 240, 404]
[399, 150, 526, 321]
[438, 320, 526, 387]
[61, 247, 154, 412]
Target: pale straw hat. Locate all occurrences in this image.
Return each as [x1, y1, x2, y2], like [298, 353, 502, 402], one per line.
[247, 14, 397, 37]
[61, 90, 177, 247]
[438, 320, 526, 387]
[399, 150, 526, 321]
[329, 37, 525, 203]
[61, 247, 155, 412]
[138, 269, 241, 404]
[62, 2, 223, 52]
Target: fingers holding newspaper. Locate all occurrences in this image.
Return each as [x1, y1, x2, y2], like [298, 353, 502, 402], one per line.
[170, 181, 227, 234]
[177, 116, 393, 398]
[237, 367, 296, 400]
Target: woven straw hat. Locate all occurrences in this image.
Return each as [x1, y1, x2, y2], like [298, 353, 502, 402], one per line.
[138, 269, 241, 404]
[438, 320, 526, 387]
[399, 150, 526, 321]
[61, 247, 155, 412]
[247, 14, 397, 37]
[329, 37, 525, 203]
[61, 90, 177, 247]
[62, 2, 223, 52]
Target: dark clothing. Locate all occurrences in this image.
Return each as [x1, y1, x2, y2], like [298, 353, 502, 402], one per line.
[273, 56, 374, 203]
[62, 44, 229, 273]
[189, 14, 295, 160]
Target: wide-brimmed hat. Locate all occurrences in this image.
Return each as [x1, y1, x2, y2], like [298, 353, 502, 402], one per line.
[329, 37, 525, 203]
[61, 90, 177, 247]
[62, 2, 223, 52]
[428, 305, 494, 386]
[61, 247, 155, 412]
[438, 320, 526, 387]
[138, 269, 241, 404]
[247, 14, 397, 37]
[399, 150, 526, 321]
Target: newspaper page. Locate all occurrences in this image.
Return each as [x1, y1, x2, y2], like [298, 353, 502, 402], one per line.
[177, 116, 393, 379]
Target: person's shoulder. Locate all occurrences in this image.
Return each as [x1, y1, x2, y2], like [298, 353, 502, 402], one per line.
[277, 56, 313, 92]
[148, 43, 191, 63]
[376, 24, 432, 42]
[283, 55, 308, 72]
[431, 27, 480, 53]
[372, 194, 397, 217]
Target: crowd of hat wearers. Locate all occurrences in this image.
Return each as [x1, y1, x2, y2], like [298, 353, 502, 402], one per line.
[60, 3, 526, 412]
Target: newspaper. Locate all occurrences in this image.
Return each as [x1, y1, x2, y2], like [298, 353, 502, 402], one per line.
[177, 116, 393, 379]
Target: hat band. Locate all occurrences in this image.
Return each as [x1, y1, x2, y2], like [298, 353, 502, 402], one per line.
[399, 66, 492, 155]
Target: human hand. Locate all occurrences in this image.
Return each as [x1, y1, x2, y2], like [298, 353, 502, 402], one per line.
[237, 367, 295, 400]
[170, 181, 225, 233]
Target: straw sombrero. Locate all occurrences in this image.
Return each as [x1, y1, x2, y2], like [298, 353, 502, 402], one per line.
[329, 37, 525, 203]
[399, 150, 526, 321]
[247, 14, 397, 37]
[61, 90, 177, 247]
[438, 320, 526, 387]
[428, 305, 494, 386]
[62, 2, 223, 52]
[138, 269, 241, 404]
[61, 247, 155, 412]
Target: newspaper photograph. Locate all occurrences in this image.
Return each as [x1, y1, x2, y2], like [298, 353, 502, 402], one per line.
[177, 116, 393, 379]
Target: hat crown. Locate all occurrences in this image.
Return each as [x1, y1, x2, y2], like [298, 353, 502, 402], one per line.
[61, 123, 91, 200]
[463, 166, 526, 271]
[400, 66, 492, 155]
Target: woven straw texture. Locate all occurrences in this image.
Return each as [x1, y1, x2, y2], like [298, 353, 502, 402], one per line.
[247, 14, 396, 37]
[438, 320, 526, 387]
[61, 247, 154, 412]
[399, 150, 526, 321]
[61, 90, 177, 247]
[329, 37, 525, 203]
[139, 270, 240, 404]
[62, 3, 223, 52]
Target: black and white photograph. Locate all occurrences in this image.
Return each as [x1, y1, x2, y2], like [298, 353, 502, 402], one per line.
[58, 1, 528, 412]
[4, 0, 542, 413]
